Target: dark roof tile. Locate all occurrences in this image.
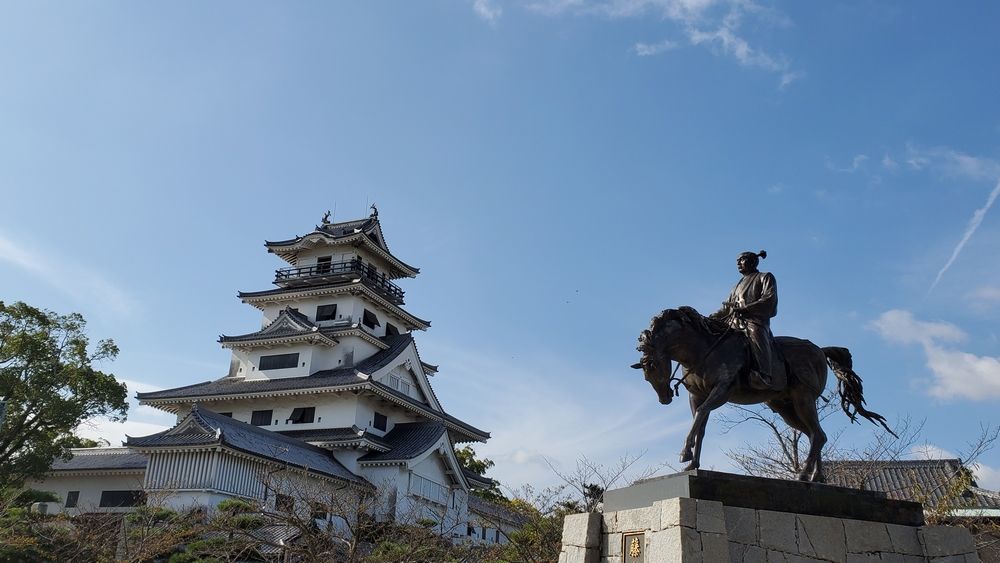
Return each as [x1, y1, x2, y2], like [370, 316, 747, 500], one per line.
[49, 449, 148, 472]
[359, 422, 445, 463]
[826, 459, 1000, 509]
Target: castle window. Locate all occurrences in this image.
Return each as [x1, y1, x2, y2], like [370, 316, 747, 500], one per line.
[260, 353, 299, 370]
[316, 304, 337, 322]
[362, 309, 380, 329]
[65, 491, 79, 508]
[99, 490, 145, 508]
[251, 410, 273, 426]
[310, 502, 328, 521]
[373, 412, 387, 431]
[316, 256, 332, 274]
[287, 407, 315, 424]
[385, 323, 399, 336]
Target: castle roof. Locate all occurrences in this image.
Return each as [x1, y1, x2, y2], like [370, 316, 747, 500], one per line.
[48, 448, 148, 473]
[237, 282, 430, 330]
[127, 407, 370, 487]
[136, 334, 489, 443]
[264, 216, 419, 278]
[275, 426, 392, 451]
[218, 307, 387, 350]
[358, 422, 446, 462]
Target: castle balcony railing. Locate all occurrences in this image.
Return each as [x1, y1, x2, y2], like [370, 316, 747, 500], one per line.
[274, 260, 405, 305]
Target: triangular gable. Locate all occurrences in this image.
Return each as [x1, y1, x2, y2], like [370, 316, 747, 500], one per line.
[259, 308, 316, 335]
[406, 434, 470, 492]
[369, 341, 442, 412]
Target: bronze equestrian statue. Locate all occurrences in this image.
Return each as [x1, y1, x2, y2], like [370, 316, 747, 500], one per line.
[631, 250, 893, 483]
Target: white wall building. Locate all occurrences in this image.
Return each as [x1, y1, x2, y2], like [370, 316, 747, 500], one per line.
[32, 211, 517, 544]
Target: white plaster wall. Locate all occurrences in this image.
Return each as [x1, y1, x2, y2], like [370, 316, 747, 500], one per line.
[354, 395, 419, 436]
[27, 473, 145, 515]
[199, 393, 361, 430]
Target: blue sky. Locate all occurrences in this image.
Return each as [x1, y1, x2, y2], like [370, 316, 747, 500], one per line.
[2, 1, 999, 490]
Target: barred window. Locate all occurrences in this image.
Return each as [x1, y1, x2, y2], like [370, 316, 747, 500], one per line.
[287, 407, 315, 424]
[316, 304, 337, 322]
[251, 410, 273, 426]
[260, 353, 299, 370]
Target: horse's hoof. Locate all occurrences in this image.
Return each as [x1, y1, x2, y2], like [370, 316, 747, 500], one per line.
[797, 473, 810, 481]
[679, 451, 693, 463]
[683, 462, 699, 472]
[811, 473, 826, 484]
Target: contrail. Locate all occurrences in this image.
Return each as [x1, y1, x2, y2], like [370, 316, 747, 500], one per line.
[929, 179, 1000, 294]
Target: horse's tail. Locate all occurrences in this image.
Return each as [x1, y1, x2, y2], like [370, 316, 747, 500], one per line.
[822, 346, 897, 437]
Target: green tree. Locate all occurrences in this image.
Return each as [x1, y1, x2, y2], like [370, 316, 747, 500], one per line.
[455, 445, 507, 503]
[0, 301, 128, 487]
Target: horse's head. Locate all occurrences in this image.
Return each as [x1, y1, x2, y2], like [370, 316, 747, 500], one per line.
[631, 325, 675, 405]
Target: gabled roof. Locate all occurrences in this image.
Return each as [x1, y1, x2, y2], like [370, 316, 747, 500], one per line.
[358, 422, 446, 463]
[826, 459, 1000, 510]
[237, 282, 430, 330]
[219, 307, 387, 350]
[264, 216, 419, 278]
[136, 334, 490, 443]
[49, 448, 148, 473]
[127, 407, 370, 487]
[276, 426, 391, 451]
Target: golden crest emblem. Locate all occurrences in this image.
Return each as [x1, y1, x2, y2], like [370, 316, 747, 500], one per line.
[628, 536, 642, 558]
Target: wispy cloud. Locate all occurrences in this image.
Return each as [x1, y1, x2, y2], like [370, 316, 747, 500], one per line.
[881, 153, 899, 171]
[473, 0, 503, 23]
[966, 286, 1000, 310]
[893, 146, 1000, 294]
[870, 310, 1000, 401]
[529, 0, 799, 87]
[827, 154, 869, 173]
[0, 231, 139, 318]
[634, 39, 679, 56]
[425, 343, 688, 487]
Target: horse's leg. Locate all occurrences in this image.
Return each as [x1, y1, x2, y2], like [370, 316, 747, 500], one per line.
[680, 393, 704, 463]
[768, 399, 814, 480]
[790, 390, 827, 482]
[681, 379, 736, 471]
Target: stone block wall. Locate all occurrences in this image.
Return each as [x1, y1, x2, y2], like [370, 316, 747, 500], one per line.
[559, 498, 979, 562]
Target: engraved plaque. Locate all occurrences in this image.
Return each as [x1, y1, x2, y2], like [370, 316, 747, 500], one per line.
[622, 532, 644, 563]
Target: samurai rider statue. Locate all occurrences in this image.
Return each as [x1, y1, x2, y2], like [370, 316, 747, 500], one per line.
[709, 250, 786, 392]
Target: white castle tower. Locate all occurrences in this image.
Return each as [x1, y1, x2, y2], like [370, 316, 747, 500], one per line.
[35, 210, 515, 545]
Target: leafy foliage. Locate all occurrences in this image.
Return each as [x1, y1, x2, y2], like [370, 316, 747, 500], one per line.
[0, 301, 128, 487]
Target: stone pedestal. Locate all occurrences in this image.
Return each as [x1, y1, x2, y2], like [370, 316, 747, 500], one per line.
[558, 470, 979, 562]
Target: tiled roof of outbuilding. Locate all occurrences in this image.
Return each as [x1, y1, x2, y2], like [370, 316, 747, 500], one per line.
[49, 448, 148, 472]
[359, 422, 446, 463]
[127, 407, 370, 487]
[468, 494, 530, 526]
[826, 459, 1000, 510]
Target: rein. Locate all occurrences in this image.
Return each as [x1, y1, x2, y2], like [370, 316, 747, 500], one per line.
[666, 318, 734, 397]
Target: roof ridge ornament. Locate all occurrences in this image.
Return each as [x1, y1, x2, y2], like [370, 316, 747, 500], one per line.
[370, 203, 378, 219]
[321, 210, 331, 225]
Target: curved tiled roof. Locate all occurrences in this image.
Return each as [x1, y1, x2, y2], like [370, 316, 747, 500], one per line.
[264, 217, 419, 276]
[128, 407, 370, 487]
[826, 459, 1000, 510]
[276, 427, 391, 450]
[359, 422, 446, 463]
[138, 334, 414, 401]
[49, 449, 148, 472]
[236, 283, 430, 329]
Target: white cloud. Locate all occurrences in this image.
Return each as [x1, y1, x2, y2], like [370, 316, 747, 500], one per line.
[870, 310, 1000, 401]
[425, 343, 689, 488]
[633, 39, 679, 56]
[882, 153, 899, 171]
[0, 232, 139, 318]
[972, 461, 1000, 490]
[827, 154, 869, 173]
[966, 286, 1000, 309]
[473, 0, 503, 23]
[528, 0, 799, 87]
[909, 443, 956, 460]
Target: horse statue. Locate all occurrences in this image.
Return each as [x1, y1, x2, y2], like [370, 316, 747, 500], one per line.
[631, 306, 894, 483]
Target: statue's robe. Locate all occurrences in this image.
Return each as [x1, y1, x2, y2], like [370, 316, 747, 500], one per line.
[711, 271, 785, 390]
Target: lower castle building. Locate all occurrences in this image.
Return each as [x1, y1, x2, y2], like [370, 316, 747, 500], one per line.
[30, 211, 519, 545]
